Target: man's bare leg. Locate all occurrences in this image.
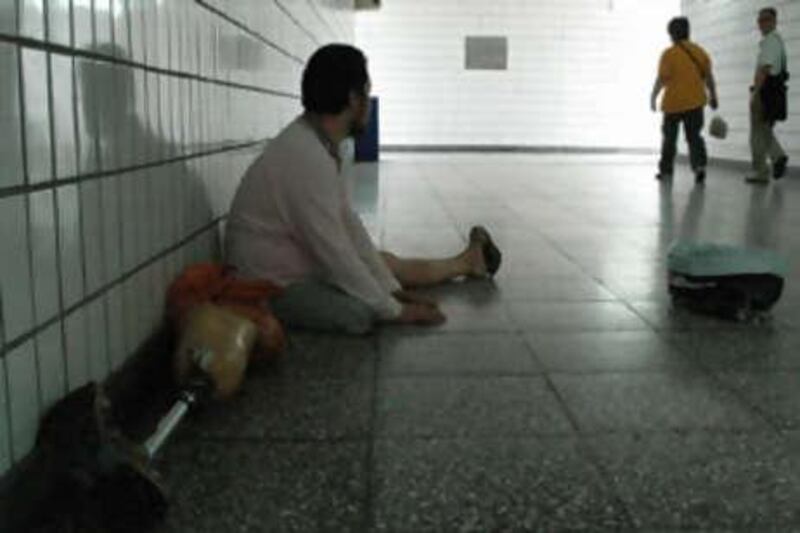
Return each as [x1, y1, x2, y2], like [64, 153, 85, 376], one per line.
[381, 242, 486, 288]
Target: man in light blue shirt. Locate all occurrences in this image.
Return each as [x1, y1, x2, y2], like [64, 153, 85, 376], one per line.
[746, 6, 789, 183]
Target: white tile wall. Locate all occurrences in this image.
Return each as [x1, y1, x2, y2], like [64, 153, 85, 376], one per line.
[22, 48, 53, 184]
[73, 0, 94, 51]
[29, 190, 60, 325]
[0, 0, 354, 480]
[56, 184, 85, 308]
[683, 0, 800, 163]
[355, 0, 680, 148]
[64, 308, 89, 392]
[80, 180, 106, 293]
[6, 341, 40, 462]
[0, 43, 24, 188]
[0, 361, 10, 472]
[35, 322, 66, 411]
[0, 196, 35, 342]
[50, 54, 78, 180]
[18, 0, 45, 40]
[0, 1, 17, 35]
[48, 0, 72, 47]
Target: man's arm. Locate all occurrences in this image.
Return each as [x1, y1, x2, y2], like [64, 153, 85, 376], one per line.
[288, 171, 401, 320]
[650, 76, 664, 112]
[342, 206, 401, 293]
[753, 64, 771, 94]
[706, 69, 718, 109]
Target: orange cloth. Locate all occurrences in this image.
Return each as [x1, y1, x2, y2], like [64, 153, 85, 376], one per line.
[166, 263, 286, 361]
[658, 41, 711, 114]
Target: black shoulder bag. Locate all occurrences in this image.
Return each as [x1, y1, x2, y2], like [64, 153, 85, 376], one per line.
[761, 37, 789, 123]
[677, 42, 706, 81]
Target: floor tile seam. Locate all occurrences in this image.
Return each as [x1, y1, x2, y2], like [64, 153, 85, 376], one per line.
[372, 428, 579, 440]
[655, 330, 797, 436]
[376, 371, 546, 379]
[375, 373, 551, 382]
[367, 427, 779, 443]
[361, 333, 381, 532]
[168, 435, 373, 446]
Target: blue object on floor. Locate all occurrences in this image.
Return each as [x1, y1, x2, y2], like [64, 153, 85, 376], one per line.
[355, 96, 379, 162]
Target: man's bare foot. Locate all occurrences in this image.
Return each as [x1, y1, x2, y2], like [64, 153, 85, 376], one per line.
[465, 241, 488, 278]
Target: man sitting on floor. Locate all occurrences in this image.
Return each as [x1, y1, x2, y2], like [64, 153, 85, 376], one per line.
[225, 44, 501, 335]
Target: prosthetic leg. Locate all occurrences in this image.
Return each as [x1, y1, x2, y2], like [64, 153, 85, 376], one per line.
[36, 304, 258, 530]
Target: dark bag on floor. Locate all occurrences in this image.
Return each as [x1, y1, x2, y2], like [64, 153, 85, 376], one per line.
[667, 242, 787, 321]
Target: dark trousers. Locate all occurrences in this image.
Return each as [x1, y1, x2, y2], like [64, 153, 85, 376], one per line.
[659, 106, 707, 175]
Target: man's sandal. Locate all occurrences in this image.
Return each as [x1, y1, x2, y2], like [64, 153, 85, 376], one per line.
[469, 225, 502, 278]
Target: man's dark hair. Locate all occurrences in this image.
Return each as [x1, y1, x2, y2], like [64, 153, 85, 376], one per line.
[760, 7, 777, 19]
[302, 44, 369, 114]
[667, 17, 690, 42]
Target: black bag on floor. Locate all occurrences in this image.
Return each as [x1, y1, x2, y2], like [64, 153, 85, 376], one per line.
[667, 242, 787, 321]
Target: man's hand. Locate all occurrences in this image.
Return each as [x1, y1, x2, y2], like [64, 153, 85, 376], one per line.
[650, 97, 657, 113]
[393, 302, 447, 326]
[709, 95, 718, 110]
[393, 289, 437, 308]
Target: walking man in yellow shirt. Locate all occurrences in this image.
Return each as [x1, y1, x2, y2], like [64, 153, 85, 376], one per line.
[651, 17, 718, 185]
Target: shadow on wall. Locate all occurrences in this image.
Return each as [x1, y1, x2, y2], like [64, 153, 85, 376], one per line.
[76, 42, 218, 260]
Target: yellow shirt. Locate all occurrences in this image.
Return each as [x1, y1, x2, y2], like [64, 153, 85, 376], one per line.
[658, 41, 711, 114]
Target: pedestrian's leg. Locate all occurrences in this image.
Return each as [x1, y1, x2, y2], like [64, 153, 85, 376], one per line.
[767, 127, 789, 179]
[766, 126, 787, 162]
[658, 113, 680, 178]
[749, 98, 771, 181]
[683, 107, 707, 180]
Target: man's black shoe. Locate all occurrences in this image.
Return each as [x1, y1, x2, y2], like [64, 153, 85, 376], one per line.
[774, 156, 788, 180]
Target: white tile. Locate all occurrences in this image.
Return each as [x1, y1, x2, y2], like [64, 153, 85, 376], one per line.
[0, 43, 24, 189]
[170, 77, 183, 154]
[122, 276, 140, 355]
[64, 308, 90, 391]
[86, 297, 110, 382]
[95, 61, 120, 172]
[6, 341, 40, 463]
[94, 0, 112, 51]
[0, 1, 17, 34]
[35, 321, 66, 411]
[112, 0, 131, 59]
[80, 180, 106, 294]
[21, 48, 53, 184]
[50, 54, 78, 180]
[73, 0, 93, 50]
[75, 58, 100, 175]
[29, 190, 60, 325]
[101, 175, 122, 282]
[133, 170, 150, 261]
[47, 0, 72, 46]
[119, 172, 137, 272]
[146, 71, 162, 160]
[158, 74, 175, 156]
[57, 184, 86, 308]
[105, 287, 126, 369]
[128, 0, 146, 64]
[113, 64, 136, 169]
[0, 196, 35, 342]
[143, 0, 159, 67]
[0, 360, 11, 473]
[18, 0, 45, 39]
[132, 68, 149, 162]
[148, 169, 165, 254]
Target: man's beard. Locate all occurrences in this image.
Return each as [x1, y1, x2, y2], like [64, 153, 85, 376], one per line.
[349, 118, 367, 137]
